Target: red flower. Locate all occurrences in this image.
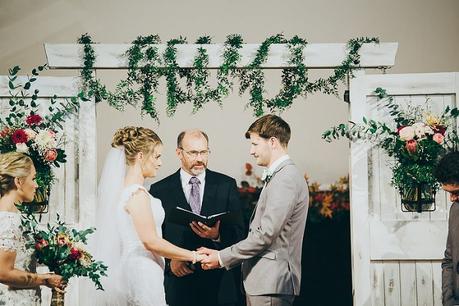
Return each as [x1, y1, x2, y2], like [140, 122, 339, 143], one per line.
[44, 149, 58, 162]
[69, 247, 81, 260]
[433, 125, 447, 136]
[406, 139, 417, 153]
[26, 114, 42, 126]
[11, 129, 28, 144]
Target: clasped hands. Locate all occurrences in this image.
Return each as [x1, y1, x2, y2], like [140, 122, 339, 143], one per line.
[169, 221, 222, 277]
[170, 248, 220, 277]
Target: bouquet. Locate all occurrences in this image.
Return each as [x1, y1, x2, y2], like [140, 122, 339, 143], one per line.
[1, 65, 86, 212]
[21, 213, 107, 290]
[323, 87, 459, 211]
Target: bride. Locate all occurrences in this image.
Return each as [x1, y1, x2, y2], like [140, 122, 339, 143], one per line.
[94, 126, 205, 306]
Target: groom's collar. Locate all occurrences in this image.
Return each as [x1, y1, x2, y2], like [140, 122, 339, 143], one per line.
[267, 154, 290, 173]
[262, 155, 290, 183]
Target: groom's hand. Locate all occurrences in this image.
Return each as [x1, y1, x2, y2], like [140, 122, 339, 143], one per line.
[190, 220, 220, 240]
[170, 260, 194, 277]
[197, 247, 221, 270]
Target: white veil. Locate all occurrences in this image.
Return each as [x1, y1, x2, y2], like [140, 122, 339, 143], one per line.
[91, 147, 127, 305]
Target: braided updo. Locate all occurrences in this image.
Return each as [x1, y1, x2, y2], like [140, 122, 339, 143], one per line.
[112, 126, 162, 165]
[0, 152, 34, 197]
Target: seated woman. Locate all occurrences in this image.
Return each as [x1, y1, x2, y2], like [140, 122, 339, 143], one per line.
[0, 152, 65, 306]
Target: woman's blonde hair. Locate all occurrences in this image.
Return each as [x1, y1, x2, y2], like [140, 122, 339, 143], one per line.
[111, 126, 162, 165]
[0, 152, 34, 196]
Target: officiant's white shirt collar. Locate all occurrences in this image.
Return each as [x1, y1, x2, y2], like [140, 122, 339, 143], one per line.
[180, 168, 206, 183]
[267, 154, 290, 173]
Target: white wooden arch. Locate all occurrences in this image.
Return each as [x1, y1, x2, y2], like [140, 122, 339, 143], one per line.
[0, 75, 97, 306]
[40, 41, 400, 305]
[350, 71, 459, 306]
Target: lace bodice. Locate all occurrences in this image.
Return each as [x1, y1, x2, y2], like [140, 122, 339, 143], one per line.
[117, 184, 165, 265]
[0, 211, 40, 305]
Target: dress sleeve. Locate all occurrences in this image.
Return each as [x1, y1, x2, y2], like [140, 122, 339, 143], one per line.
[0, 215, 20, 252]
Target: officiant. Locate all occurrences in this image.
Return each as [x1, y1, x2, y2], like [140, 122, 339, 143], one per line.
[150, 129, 246, 306]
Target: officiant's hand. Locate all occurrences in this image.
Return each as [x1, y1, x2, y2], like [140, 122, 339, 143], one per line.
[170, 260, 195, 277]
[197, 247, 221, 270]
[190, 220, 220, 240]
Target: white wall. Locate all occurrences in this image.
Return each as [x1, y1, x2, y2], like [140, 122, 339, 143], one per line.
[1, 0, 458, 184]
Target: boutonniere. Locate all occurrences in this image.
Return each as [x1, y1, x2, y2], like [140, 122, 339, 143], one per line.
[261, 169, 273, 183]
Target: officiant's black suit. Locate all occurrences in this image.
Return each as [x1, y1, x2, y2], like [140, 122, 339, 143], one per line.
[150, 169, 246, 306]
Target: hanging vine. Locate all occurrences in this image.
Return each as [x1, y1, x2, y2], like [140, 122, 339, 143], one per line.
[77, 33, 381, 121]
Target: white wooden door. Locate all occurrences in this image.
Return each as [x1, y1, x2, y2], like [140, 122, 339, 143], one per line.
[350, 72, 459, 306]
[0, 75, 97, 306]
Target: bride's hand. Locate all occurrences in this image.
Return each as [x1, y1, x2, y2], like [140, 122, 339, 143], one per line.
[195, 252, 208, 263]
[191, 251, 208, 263]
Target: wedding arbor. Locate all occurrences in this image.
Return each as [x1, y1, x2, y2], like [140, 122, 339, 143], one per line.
[6, 38, 453, 305]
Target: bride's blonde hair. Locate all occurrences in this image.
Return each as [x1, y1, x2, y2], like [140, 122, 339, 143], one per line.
[111, 126, 162, 165]
[0, 152, 34, 197]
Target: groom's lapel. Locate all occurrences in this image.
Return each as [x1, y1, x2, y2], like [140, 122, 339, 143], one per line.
[265, 159, 294, 186]
[249, 159, 294, 223]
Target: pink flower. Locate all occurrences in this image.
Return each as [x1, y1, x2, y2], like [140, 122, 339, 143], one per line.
[433, 133, 444, 144]
[399, 126, 415, 141]
[44, 149, 58, 162]
[406, 139, 417, 153]
[0, 127, 11, 138]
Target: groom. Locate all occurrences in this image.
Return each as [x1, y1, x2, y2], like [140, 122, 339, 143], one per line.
[150, 129, 245, 306]
[199, 114, 309, 306]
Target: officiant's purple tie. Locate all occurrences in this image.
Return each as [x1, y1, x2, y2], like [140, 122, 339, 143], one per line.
[189, 177, 201, 214]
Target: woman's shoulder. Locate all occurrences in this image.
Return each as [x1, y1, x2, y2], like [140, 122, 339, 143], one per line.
[0, 211, 20, 224]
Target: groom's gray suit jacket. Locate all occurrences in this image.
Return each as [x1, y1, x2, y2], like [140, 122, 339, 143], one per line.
[219, 159, 309, 296]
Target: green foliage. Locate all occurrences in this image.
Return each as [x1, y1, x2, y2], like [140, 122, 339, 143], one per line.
[323, 87, 459, 190]
[77, 33, 381, 120]
[21, 213, 108, 290]
[2, 65, 88, 212]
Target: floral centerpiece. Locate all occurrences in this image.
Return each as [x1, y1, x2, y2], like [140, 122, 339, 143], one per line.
[1, 65, 85, 213]
[21, 213, 107, 306]
[323, 87, 459, 212]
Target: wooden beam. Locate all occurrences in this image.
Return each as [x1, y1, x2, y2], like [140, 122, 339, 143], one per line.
[361, 72, 458, 96]
[45, 43, 398, 69]
[0, 76, 80, 97]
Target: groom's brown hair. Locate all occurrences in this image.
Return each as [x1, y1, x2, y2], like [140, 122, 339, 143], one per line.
[245, 114, 291, 147]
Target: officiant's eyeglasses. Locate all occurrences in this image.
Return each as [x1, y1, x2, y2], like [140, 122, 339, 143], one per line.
[179, 148, 211, 159]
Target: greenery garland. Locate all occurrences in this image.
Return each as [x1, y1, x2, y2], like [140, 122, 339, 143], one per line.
[77, 34, 381, 121]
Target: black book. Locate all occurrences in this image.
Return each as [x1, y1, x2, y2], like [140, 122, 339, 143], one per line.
[168, 206, 239, 227]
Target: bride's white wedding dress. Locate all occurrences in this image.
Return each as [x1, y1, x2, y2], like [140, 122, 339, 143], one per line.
[117, 184, 167, 306]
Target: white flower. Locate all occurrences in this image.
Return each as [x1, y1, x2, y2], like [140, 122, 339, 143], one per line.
[424, 126, 434, 135]
[412, 122, 432, 139]
[15, 143, 29, 153]
[35, 129, 57, 149]
[399, 126, 415, 141]
[24, 129, 36, 140]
